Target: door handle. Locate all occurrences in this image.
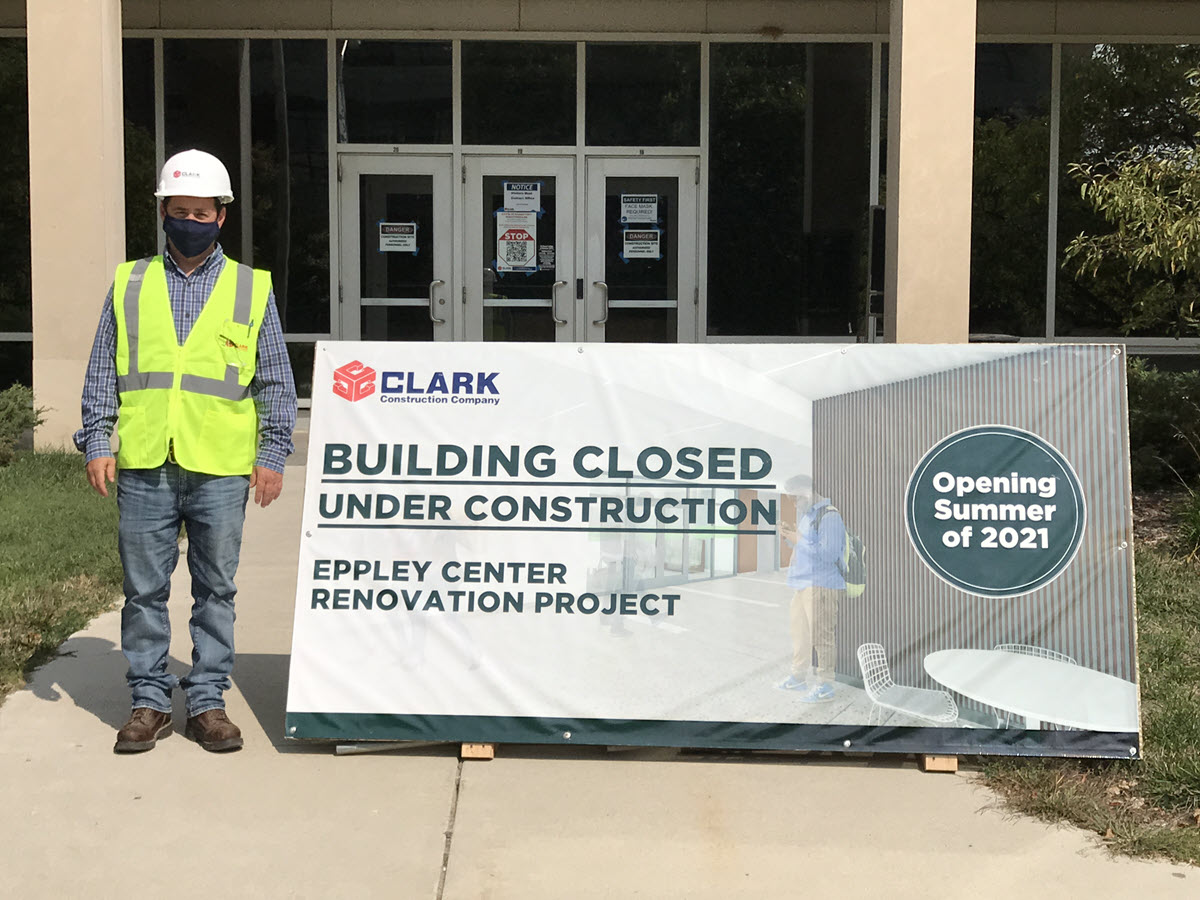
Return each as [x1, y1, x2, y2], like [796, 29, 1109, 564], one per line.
[428, 279, 446, 325]
[592, 281, 609, 326]
[551, 280, 568, 326]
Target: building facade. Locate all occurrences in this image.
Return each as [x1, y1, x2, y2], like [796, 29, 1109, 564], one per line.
[4, 1, 1200, 444]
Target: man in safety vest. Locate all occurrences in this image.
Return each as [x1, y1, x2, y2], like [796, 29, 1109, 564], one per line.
[75, 149, 297, 754]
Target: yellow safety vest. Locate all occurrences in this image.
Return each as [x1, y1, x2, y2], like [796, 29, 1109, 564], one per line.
[112, 255, 271, 476]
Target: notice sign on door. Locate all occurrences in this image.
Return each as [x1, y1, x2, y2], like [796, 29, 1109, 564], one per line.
[503, 181, 541, 213]
[620, 193, 658, 223]
[622, 228, 662, 260]
[379, 222, 417, 253]
[496, 210, 538, 272]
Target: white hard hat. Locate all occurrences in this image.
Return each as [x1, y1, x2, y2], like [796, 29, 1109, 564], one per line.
[155, 149, 234, 203]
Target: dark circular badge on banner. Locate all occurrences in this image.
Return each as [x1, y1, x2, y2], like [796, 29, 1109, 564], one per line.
[905, 426, 1086, 597]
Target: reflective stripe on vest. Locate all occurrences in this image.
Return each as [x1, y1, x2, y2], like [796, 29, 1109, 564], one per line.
[113, 255, 270, 475]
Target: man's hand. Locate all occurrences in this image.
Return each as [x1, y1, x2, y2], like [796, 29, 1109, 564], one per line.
[250, 466, 284, 508]
[86, 456, 117, 498]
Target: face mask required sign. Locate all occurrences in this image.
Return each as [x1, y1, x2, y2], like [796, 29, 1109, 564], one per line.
[285, 343, 1140, 758]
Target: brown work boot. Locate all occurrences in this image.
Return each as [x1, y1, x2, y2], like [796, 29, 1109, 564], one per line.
[114, 707, 173, 753]
[184, 709, 244, 752]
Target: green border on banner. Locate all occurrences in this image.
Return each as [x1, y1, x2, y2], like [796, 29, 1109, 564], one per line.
[285, 712, 1139, 759]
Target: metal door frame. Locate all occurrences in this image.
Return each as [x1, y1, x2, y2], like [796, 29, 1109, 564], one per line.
[584, 156, 700, 344]
[337, 154, 456, 341]
[463, 154, 578, 342]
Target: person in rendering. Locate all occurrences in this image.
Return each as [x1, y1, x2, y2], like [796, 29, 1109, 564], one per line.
[75, 149, 297, 753]
[777, 474, 846, 703]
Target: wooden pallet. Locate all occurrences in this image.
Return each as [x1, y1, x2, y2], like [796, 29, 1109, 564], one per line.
[919, 754, 959, 773]
[461, 742, 496, 760]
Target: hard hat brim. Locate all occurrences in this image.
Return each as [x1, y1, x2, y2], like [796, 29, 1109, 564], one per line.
[155, 190, 235, 204]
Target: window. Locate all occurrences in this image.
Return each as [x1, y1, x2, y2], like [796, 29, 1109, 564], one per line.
[970, 44, 1052, 338]
[463, 42, 576, 145]
[0, 38, 29, 386]
[1056, 44, 1200, 338]
[123, 39, 157, 260]
[338, 41, 452, 145]
[164, 39, 244, 255]
[250, 39, 330, 335]
[587, 43, 700, 147]
[708, 43, 872, 336]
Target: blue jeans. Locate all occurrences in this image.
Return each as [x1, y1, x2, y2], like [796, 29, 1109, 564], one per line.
[116, 464, 250, 717]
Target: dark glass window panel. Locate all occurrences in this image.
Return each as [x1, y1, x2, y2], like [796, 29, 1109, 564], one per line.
[359, 174, 434, 299]
[707, 43, 871, 337]
[462, 43, 575, 145]
[0, 340, 32, 388]
[1056, 44, 1200, 338]
[360, 306, 434, 341]
[164, 39, 243, 256]
[587, 44, 700, 146]
[601, 177, 676, 303]
[251, 39, 330, 335]
[482, 174, 560, 300]
[123, 39, 157, 259]
[286, 341, 315, 400]
[1130, 354, 1200, 373]
[880, 43, 888, 198]
[970, 44, 1052, 338]
[483, 307, 557, 341]
[604, 308, 676, 343]
[0, 39, 29, 333]
[339, 41, 452, 144]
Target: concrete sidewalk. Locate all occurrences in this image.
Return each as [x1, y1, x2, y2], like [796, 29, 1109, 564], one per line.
[0, 465, 1193, 899]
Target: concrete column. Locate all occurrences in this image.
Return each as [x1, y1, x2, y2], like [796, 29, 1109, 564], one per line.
[28, 0, 125, 447]
[884, 0, 976, 343]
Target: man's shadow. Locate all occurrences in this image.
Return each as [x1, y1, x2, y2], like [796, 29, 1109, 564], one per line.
[26, 635, 188, 730]
[24, 636, 306, 752]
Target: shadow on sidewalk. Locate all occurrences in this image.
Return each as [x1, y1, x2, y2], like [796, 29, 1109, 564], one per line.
[233, 652, 333, 754]
[25, 635, 190, 731]
[231, 652, 290, 748]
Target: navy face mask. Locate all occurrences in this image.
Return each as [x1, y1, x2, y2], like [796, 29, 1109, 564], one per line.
[163, 216, 221, 258]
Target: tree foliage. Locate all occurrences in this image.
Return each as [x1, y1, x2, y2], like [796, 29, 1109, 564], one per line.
[1062, 60, 1200, 336]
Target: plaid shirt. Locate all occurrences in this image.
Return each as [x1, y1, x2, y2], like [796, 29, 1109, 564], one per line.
[74, 244, 297, 473]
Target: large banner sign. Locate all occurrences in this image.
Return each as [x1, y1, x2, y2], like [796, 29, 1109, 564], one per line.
[286, 343, 1140, 758]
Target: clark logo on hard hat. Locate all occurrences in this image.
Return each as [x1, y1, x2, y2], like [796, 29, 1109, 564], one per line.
[155, 149, 235, 203]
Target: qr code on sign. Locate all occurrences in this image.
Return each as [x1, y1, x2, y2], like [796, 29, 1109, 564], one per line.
[504, 242, 530, 264]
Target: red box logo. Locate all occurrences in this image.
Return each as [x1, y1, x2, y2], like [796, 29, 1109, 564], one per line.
[333, 360, 376, 402]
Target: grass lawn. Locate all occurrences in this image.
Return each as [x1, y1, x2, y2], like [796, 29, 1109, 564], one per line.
[981, 541, 1200, 865]
[0, 450, 122, 697]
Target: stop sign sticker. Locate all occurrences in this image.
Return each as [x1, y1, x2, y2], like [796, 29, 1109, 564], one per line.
[498, 228, 535, 270]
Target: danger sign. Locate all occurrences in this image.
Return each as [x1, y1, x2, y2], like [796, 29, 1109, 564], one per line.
[379, 221, 417, 253]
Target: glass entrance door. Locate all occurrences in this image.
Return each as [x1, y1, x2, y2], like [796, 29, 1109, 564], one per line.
[339, 154, 698, 344]
[465, 156, 576, 342]
[585, 158, 698, 343]
[339, 155, 454, 341]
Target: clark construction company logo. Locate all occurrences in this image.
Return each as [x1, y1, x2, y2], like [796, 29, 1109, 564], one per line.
[332, 360, 501, 407]
[904, 425, 1086, 598]
[332, 360, 376, 402]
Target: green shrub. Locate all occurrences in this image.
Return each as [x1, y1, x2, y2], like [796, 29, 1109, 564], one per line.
[0, 384, 44, 467]
[1125, 357, 1200, 489]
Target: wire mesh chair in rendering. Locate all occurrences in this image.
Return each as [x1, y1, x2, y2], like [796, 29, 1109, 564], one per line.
[856, 642, 959, 726]
[992, 643, 1079, 729]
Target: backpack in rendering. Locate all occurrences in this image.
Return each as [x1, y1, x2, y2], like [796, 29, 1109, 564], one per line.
[811, 504, 867, 599]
